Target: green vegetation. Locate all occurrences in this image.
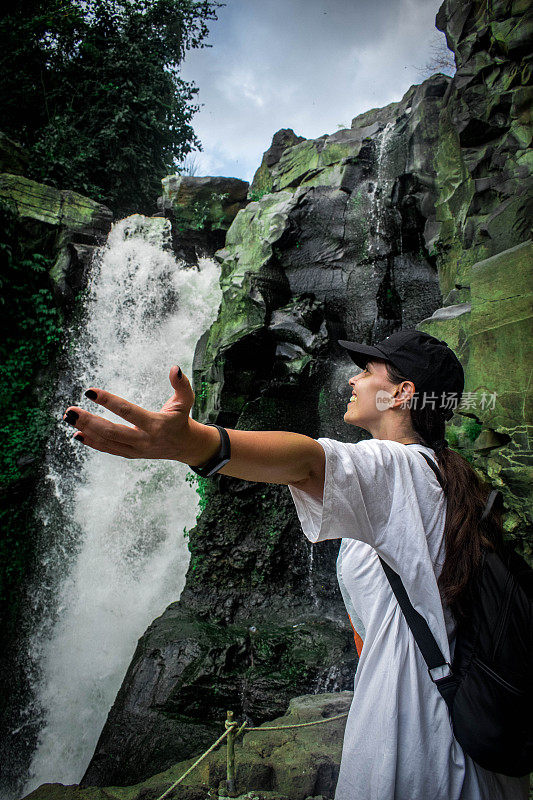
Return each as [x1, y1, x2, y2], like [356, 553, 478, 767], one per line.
[0, 0, 221, 216]
[185, 471, 212, 514]
[462, 417, 483, 442]
[0, 200, 64, 605]
[195, 380, 210, 404]
[172, 192, 229, 232]
[183, 471, 213, 570]
[248, 188, 269, 202]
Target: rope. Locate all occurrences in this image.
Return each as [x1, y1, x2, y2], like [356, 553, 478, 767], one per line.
[153, 723, 237, 800]
[242, 712, 348, 732]
[151, 711, 349, 800]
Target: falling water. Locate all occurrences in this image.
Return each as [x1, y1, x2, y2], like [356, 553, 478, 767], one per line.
[314, 664, 342, 694]
[368, 120, 395, 254]
[21, 215, 221, 794]
[307, 542, 319, 609]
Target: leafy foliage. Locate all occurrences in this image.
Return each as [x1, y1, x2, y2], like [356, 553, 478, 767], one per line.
[0, 200, 63, 604]
[185, 470, 212, 514]
[248, 188, 269, 202]
[0, 202, 62, 485]
[0, 0, 221, 215]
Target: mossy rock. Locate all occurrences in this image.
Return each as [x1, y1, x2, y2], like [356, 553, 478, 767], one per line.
[419, 242, 533, 539]
[159, 176, 249, 232]
[0, 173, 111, 234]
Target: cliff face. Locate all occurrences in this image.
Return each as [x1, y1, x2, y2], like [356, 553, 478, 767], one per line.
[0, 171, 112, 301]
[81, 0, 531, 788]
[420, 0, 533, 535]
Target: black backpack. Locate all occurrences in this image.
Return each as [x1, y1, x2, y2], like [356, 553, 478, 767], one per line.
[379, 450, 533, 777]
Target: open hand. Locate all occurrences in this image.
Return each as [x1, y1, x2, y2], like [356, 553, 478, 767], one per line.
[63, 366, 196, 460]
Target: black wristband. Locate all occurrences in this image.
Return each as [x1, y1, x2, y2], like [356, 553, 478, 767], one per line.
[188, 424, 231, 478]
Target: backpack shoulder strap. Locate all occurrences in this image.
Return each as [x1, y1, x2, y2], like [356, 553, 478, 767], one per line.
[416, 449, 445, 490]
[379, 446, 452, 694]
[412, 446, 499, 522]
[379, 557, 449, 674]
[379, 558, 456, 706]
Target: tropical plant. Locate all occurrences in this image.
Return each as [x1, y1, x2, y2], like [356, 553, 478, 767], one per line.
[0, 0, 221, 215]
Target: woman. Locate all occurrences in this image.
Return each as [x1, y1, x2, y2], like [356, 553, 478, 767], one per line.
[63, 329, 527, 800]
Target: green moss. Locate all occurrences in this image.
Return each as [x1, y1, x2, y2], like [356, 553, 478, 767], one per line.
[300, 163, 344, 189]
[171, 191, 229, 232]
[195, 380, 209, 404]
[275, 140, 321, 190]
[462, 418, 483, 442]
[248, 161, 274, 198]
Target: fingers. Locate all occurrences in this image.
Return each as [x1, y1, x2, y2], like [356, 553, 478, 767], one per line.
[71, 428, 138, 459]
[82, 388, 157, 431]
[63, 406, 150, 450]
[168, 365, 195, 409]
[63, 366, 194, 460]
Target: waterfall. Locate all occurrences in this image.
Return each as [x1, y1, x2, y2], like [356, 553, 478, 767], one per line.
[21, 215, 221, 794]
[368, 120, 396, 254]
[307, 542, 319, 609]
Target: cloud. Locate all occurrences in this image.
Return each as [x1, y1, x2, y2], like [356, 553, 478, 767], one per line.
[179, 0, 448, 182]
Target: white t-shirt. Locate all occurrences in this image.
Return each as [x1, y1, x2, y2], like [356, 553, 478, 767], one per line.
[288, 438, 528, 800]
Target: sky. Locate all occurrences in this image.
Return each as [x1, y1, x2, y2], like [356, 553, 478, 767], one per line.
[179, 0, 451, 183]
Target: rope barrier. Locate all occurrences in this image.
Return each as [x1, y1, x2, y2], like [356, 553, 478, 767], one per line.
[242, 712, 348, 732]
[153, 722, 237, 800]
[152, 709, 349, 800]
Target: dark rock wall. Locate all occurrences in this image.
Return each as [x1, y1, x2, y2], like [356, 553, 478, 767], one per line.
[82, 0, 532, 788]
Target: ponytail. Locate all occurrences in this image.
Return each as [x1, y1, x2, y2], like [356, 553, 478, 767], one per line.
[385, 364, 504, 620]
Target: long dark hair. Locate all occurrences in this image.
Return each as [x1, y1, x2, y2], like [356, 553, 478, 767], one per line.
[385, 362, 504, 620]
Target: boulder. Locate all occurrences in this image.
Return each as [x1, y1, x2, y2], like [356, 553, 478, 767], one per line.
[0, 173, 112, 299]
[158, 176, 250, 263]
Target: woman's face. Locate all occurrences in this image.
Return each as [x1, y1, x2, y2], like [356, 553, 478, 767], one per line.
[344, 359, 399, 431]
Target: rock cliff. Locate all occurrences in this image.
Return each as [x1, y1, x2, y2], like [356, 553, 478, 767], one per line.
[0, 171, 112, 300]
[158, 175, 250, 265]
[77, 0, 531, 790]
[420, 0, 532, 534]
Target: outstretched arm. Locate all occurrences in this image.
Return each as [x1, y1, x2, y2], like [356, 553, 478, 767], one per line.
[63, 366, 325, 499]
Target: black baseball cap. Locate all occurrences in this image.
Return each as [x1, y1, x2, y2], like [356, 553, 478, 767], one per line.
[338, 329, 464, 418]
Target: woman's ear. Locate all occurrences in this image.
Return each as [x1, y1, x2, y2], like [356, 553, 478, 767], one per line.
[392, 380, 416, 408]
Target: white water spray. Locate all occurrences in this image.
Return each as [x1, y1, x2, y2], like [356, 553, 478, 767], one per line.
[22, 216, 221, 793]
[368, 121, 395, 254]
